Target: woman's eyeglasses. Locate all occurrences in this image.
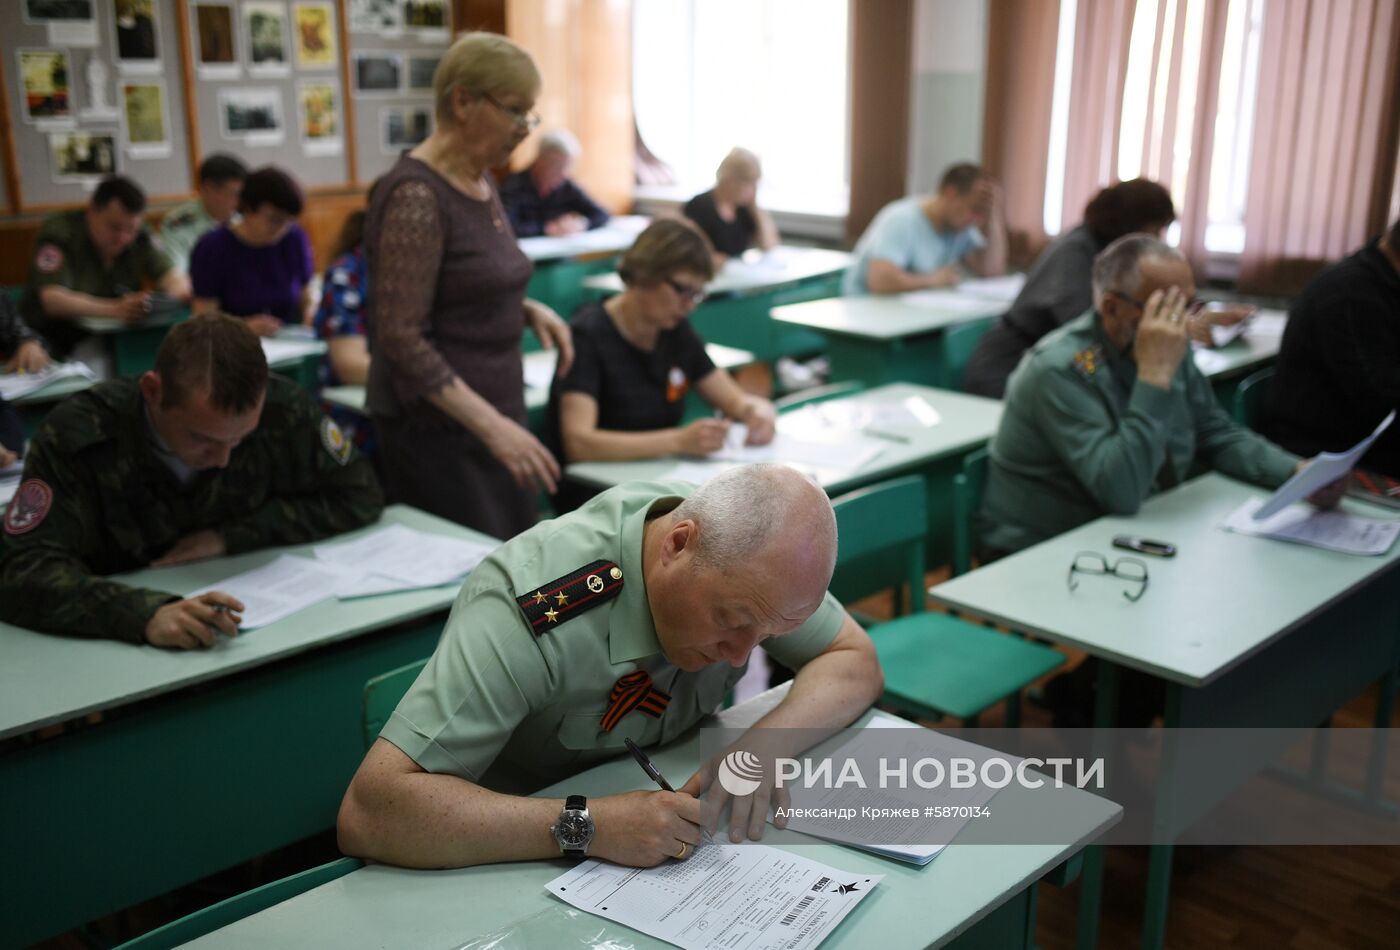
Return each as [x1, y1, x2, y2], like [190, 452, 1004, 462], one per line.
[664, 277, 706, 305]
[481, 92, 541, 131]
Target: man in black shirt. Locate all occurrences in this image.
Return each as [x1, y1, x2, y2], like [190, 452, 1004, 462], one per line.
[1262, 217, 1400, 476]
[499, 129, 610, 238]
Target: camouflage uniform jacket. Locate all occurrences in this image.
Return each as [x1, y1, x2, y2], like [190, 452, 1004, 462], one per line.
[0, 376, 384, 643]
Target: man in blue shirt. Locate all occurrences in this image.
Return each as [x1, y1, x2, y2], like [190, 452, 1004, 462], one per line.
[500, 129, 610, 238]
[843, 162, 1008, 295]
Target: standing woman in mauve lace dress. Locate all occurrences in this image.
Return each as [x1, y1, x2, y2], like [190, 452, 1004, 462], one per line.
[364, 32, 572, 539]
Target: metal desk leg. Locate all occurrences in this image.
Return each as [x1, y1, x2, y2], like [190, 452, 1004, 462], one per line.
[1365, 628, 1400, 805]
[1075, 659, 1122, 950]
[1141, 682, 1184, 950]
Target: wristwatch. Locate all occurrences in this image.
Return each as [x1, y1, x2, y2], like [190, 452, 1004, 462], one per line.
[550, 794, 594, 856]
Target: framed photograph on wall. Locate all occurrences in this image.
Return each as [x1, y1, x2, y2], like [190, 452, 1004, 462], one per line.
[407, 55, 439, 92]
[23, 0, 95, 23]
[120, 80, 170, 157]
[244, 1, 290, 77]
[293, 2, 337, 70]
[402, 0, 447, 33]
[18, 49, 73, 123]
[348, 0, 400, 35]
[382, 106, 431, 154]
[353, 52, 402, 96]
[50, 130, 118, 182]
[219, 86, 285, 146]
[113, 0, 161, 73]
[297, 80, 342, 156]
[194, 2, 239, 78]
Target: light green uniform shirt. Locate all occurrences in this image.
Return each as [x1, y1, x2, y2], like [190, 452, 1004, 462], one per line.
[979, 310, 1299, 554]
[381, 481, 846, 793]
[158, 198, 218, 274]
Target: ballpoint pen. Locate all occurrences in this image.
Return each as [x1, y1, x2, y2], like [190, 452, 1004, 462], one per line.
[624, 737, 715, 844]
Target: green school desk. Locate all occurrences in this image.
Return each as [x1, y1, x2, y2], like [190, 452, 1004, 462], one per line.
[180, 685, 1121, 950]
[0, 506, 499, 947]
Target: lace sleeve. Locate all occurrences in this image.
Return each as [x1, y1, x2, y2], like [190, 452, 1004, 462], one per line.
[370, 180, 456, 401]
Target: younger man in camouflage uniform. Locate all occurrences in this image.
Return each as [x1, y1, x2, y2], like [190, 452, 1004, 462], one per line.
[159, 153, 248, 275]
[20, 176, 191, 358]
[0, 314, 384, 648]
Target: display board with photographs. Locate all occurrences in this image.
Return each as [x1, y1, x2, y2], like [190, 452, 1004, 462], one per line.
[185, 0, 348, 186]
[349, 1, 452, 181]
[2, 0, 190, 207]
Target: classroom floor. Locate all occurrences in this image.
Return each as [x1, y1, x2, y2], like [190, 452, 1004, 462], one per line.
[35, 578, 1400, 950]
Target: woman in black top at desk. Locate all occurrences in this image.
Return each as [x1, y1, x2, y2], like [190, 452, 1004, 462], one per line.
[683, 148, 780, 266]
[547, 219, 777, 511]
[962, 178, 1175, 398]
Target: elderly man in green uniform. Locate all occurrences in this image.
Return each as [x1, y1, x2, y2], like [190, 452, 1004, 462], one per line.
[159, 153, 248, 274]
[338, 464, 883, 869]
[20, 175, 191, 359]
[0, 313, 383, 648]
[977, 233, 1343, 557]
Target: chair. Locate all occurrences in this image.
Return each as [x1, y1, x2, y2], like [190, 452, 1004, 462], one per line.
[951, 447, 989, 578]
[1232, 366, 1275, 429]
[362, 658, 428, 750]
[774, 380, 865, 413]
[941, 314, 999, 392]
[116, 857, 363, 949]
[831, 474, 1064, 726]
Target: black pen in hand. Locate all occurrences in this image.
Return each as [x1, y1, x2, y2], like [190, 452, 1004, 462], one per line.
[624, 737, 715, 845]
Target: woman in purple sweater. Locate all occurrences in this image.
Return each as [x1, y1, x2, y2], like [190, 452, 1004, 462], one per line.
[190, 166, 314, 336]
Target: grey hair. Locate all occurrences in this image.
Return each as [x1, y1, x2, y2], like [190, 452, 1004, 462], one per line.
[671, 463, 837, 576]
[1091, 234, 1184, 308]
[537, 128, 581, 159]
[717, 147, 762, 183]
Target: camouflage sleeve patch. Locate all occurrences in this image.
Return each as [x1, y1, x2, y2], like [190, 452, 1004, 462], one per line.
[4, 479, 53, 535]
[516, 559, 624, 635]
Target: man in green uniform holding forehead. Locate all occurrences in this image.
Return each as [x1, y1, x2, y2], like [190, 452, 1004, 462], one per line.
[979, 233, 1342, 558]
[0, 313, 384, 648]
[20, 175, 191, 358]
[338, 464, 883, 870]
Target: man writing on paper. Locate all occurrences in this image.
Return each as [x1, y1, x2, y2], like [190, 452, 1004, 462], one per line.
[338, 464, 883, 869]
[0, 314, 384, 648]
[20, 176, 191, 360]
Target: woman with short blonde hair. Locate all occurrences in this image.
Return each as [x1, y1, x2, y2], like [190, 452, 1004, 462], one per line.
[365, 32, 572, 538]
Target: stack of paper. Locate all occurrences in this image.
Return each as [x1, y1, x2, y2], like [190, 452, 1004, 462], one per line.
[899, 290, 1004, 314]
[956, 273, 1027, 302]
[260, 337, 325, 364]
[0, 361, 96, 401]
[314, 523, 494, 598]
[711, 425, 885, 474]
[546, 844, 880, 950]
[186, 555, 347, 629]
[1221, 498, 1400, 556]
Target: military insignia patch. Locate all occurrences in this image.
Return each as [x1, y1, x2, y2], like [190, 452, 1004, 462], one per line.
[4, 479, 53, 536]
[320, 417, 352, 465]
[1071, 345, 1102, 379]
[35, 244, 64, 274]
[516, 559, 623, 635]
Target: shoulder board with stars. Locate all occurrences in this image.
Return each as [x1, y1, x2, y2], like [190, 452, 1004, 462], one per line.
[516, 559, 624, 635]
[1071, 344, 1103, 380]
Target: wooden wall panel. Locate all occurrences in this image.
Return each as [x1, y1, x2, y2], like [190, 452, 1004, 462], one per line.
[847, 0, 913, 244]
[506, 0, 634, 214]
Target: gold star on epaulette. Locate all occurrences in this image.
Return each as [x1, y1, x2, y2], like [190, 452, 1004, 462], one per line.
[544, 607, 559, 623]
[533, 591, 546, 605]
[515, 559, 626, 636]
[555, 591, 569, 606]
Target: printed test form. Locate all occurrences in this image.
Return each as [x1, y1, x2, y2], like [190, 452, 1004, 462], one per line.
[545, 844, 881, 950]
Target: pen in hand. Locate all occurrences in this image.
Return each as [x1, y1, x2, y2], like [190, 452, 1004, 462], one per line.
[624, 737, 715, 845]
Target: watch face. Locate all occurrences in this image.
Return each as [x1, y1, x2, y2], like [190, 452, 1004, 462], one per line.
[555, 811, 592, 848]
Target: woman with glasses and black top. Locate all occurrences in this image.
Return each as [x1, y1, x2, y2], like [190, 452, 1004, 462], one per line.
[545, 219, 778, 512]
[364, 32, 573, 539]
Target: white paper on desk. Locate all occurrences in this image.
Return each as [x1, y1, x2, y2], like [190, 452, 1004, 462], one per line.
[259, 338, 323, 364]
[661, 461, 734, 485]
[1221, 497, 1400, 556]
[712, 426, 884, 473]
[545, 844, 881, 950]
[778, 713, 1004, 865]
[1254, 411, 1396, 520]
[955, 273, 1026, 302]
[0, 473, 20, 507]
[313, 523, 493, 597]
[522, 356, 558, 391]
[1246, 309, 1287, 336]
[0, 361, 96, 401]
[187, 554, 346, 628]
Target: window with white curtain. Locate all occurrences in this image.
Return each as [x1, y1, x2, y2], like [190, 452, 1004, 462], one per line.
[632, 0, 850, 216]
[1042, 0, 1263, 253]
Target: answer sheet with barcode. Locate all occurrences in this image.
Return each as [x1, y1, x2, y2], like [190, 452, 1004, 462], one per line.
[544, 844, 881, 950]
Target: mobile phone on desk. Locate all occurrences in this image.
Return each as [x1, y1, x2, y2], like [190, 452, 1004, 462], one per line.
[1113, 535, 1177, 557]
